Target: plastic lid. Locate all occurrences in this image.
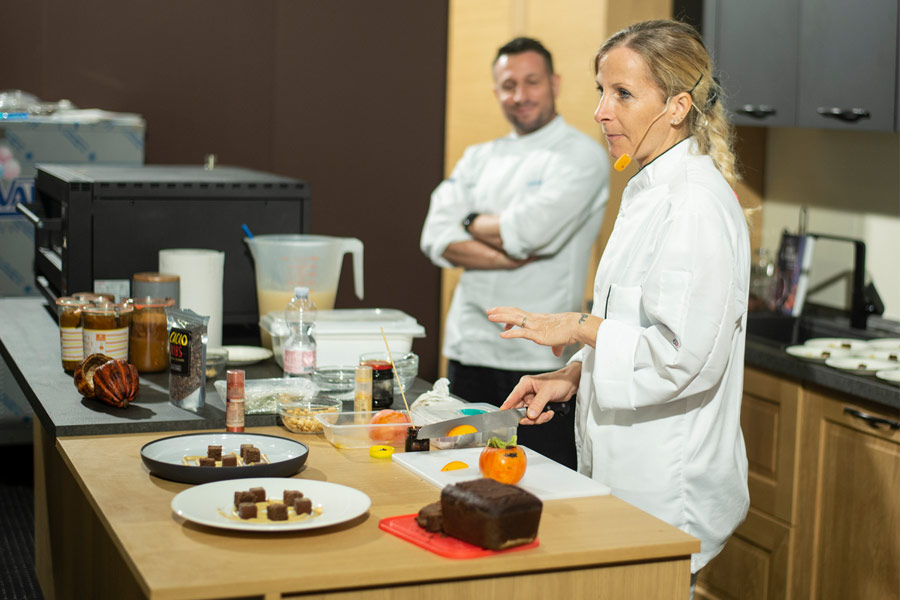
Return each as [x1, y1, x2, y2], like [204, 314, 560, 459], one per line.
[261, 309, 425, 338]
[133, 272, 179, 283]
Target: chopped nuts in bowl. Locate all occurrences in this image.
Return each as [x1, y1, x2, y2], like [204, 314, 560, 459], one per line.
[278, 395, 342, 434]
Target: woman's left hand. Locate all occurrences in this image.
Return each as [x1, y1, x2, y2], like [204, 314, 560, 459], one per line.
[487, 306, 584, 357]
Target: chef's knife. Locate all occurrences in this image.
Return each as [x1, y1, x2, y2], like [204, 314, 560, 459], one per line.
[416, 408, 526, 440]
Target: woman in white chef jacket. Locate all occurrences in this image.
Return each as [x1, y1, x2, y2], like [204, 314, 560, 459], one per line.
[487, 19, 750, 589]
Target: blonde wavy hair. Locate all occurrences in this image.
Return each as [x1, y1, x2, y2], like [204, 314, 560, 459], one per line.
[594, 20, 739, 187]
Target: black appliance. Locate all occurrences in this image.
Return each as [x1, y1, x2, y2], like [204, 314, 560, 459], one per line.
[20, 164, 310, 330]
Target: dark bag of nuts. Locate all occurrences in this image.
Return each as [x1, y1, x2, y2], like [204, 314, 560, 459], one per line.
[166, 308, 209, 411]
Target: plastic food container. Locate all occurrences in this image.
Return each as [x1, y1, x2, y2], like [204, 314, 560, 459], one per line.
[259, 308, 426, 368]
[316, 410, 413, 449]
[410, 402, 517, 450]
[205, 347, 229, 382]
[278, 396, 342, 434]
[213, 377, 319, 414]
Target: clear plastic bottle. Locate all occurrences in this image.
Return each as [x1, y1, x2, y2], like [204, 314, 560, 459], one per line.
[283, 286, 317, 377]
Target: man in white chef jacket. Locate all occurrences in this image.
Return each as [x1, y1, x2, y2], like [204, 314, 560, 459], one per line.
[420, 37, 609, 468]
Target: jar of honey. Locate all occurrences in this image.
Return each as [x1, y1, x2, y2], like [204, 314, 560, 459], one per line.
[56, 297, 88, 372]
[128, 297, 174, 372]
[82, 302, 133, 361]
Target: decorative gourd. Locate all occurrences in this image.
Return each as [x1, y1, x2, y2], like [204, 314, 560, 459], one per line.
[74, 353, 140, 408]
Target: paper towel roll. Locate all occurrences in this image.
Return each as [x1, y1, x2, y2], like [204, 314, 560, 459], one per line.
[159, 249, 225, 347]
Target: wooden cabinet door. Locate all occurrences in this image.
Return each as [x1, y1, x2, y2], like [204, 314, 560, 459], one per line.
[705, 0, 799, 127]
[696, 508, 791, 600]
[794, 389, 900, 598]
[742, 367, 800, 522]
[797, 0, 898, 131]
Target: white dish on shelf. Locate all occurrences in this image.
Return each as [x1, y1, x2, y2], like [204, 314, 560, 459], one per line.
[824, 357, 899, 376]
[865, 338, 900, 352]
[804, 338, 868, 351]
[171, 477, 370, 532]
[785, 345, 852, 362]
[221, 345, 274, 366]
[875, 369, 900, 385]
[851, 349, 900, 362]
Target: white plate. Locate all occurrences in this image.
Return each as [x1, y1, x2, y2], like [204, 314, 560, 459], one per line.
[824, 357, 900, 375]
[804, 338, 869, 351]
[171, 477, 371, 532]
[785, 345, 852, 362]
[851, 349, 900, 362]
[875, 369, 900, 384]
[866, 338, 900, 352]
[222, 345, 274, 366]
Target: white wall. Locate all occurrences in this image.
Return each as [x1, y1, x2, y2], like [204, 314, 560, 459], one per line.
[760, 128, 900, 321]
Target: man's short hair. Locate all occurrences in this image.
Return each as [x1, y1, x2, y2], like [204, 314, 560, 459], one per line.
[494, 37, 554, 74]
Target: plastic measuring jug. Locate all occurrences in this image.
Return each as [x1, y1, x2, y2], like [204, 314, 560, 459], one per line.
[245, 234, 364, 316]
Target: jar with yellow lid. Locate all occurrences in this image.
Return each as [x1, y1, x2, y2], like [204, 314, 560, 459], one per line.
[128, 297, 174, 372]
[56, 297, 89, 372]
[82, 302, 133, 361]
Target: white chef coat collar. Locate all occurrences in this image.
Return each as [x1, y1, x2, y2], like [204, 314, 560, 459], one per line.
[508, 114, 565, 144]
[627, 136, 696, 193]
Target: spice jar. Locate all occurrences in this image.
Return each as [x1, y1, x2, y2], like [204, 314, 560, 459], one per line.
[132, 272, 180, 309]
[82, 302, 133, 360]
[362, 360, 393, 409]
[56, 297, 88, 372]
[128, 297, 174, 372]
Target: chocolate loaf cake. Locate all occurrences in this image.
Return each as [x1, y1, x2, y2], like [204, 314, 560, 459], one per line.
[440, 478, 542, 550]
[415, 501, 443, 533]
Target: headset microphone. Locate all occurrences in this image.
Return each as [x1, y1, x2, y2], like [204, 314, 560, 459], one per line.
[613, 100, 671, 172]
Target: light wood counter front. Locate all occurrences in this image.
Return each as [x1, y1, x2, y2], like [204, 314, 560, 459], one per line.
[39, 426, 698, 600]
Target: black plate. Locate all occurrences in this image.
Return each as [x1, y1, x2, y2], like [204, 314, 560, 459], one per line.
[140, 432, 309, 484]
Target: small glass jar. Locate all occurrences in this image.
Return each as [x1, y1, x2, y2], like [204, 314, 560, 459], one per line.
[362, 360, 393, 409]
[82, 302, 133, 360]
[405, 426, 429, 452]
[128, 297, 174, 372]
[56, 297, 88, 372]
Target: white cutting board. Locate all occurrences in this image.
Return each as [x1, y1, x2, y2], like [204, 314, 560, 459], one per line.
[392, 446, 611, 501]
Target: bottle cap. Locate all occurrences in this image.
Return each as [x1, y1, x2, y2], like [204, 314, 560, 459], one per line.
[226, 369, 245, 392]
[294, 286, 309, 298]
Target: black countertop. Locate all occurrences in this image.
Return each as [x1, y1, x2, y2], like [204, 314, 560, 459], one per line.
[0, 297, 431, 440]
[2, 297, 897, 440]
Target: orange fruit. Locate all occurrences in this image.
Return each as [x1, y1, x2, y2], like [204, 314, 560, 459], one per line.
[441, 460, 470, 471]
[446, 424, 478, 437]
[368, 409, 411, 446]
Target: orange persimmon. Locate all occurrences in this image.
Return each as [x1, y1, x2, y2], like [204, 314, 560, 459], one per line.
[368, 409, 411, 446]
[479, 436, 526, 484]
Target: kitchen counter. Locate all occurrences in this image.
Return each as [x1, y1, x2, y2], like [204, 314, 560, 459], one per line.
[745, 337, 899, 411]
[36, 425, 698, 599]
[0, 297, 430, 439]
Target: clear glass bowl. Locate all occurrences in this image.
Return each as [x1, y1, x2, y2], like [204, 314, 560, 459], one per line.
[278, 396, 342, 434]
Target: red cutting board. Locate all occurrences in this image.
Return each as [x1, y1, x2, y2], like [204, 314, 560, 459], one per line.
[379, 514, 539, 559]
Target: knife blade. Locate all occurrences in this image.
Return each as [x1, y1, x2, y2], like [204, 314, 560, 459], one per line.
[416, 408, 526, 440]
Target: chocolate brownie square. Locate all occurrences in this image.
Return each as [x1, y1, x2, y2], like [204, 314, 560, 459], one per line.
[249, 487, 266, 502]
[267, 503, 288, 521]
[294, 497, 313, 515]
[234, 490, 255, 508]
[198, 457, 216, 467]
[283, 490, 303, 505]
[245, 447, 261, 463]
[240, 444, 254, 459]
[207, 445, 223, 460]
[221, 454, 237, 467]
[238, 502, 258, 519]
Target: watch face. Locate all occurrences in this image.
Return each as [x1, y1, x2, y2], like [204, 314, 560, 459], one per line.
[463, 212, 478, 229]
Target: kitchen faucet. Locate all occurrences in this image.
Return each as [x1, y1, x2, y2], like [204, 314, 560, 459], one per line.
[806, 233, 883, 330]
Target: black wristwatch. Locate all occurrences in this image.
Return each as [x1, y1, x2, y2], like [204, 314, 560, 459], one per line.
[462, 212, 480, 231]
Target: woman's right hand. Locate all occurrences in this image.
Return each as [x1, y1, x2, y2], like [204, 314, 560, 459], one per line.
[501, 362, 581, 425]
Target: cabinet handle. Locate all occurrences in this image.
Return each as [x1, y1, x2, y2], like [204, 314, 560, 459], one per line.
[843, 407, 900, 430]
[816, 107, 871, 122]
[736, 105, 776, 119]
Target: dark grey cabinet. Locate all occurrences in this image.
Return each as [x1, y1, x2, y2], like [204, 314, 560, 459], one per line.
[704, 0, 899, 132]
[704, 0, 800, 127]
[798, 0, 898, 131]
